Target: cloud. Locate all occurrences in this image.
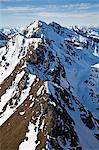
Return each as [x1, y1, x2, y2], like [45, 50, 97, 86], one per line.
[1, 2, 99, 13]
[0, 1, 99, 27]
[69, 3, 99, 10]
[37, 11, 99, 18]
[48, 3, 99, 10]
[0, 6, 45, 13]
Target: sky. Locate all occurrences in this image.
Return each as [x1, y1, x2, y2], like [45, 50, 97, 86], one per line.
[0, 0, 99, 28]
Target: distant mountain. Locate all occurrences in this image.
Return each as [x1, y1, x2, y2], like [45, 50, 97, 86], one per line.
[0, 20, 99, 150]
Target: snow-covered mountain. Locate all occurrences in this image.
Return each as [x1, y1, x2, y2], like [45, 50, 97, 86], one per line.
[0, 20, 99, 150]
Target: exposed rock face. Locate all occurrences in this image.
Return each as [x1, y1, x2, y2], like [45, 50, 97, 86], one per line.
[0, 21, 99, 150]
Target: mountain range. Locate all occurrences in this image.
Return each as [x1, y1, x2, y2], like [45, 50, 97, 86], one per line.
[0, 20, 99, 150]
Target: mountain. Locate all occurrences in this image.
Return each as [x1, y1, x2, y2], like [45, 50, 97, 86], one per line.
[0, 20, 99, 150]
